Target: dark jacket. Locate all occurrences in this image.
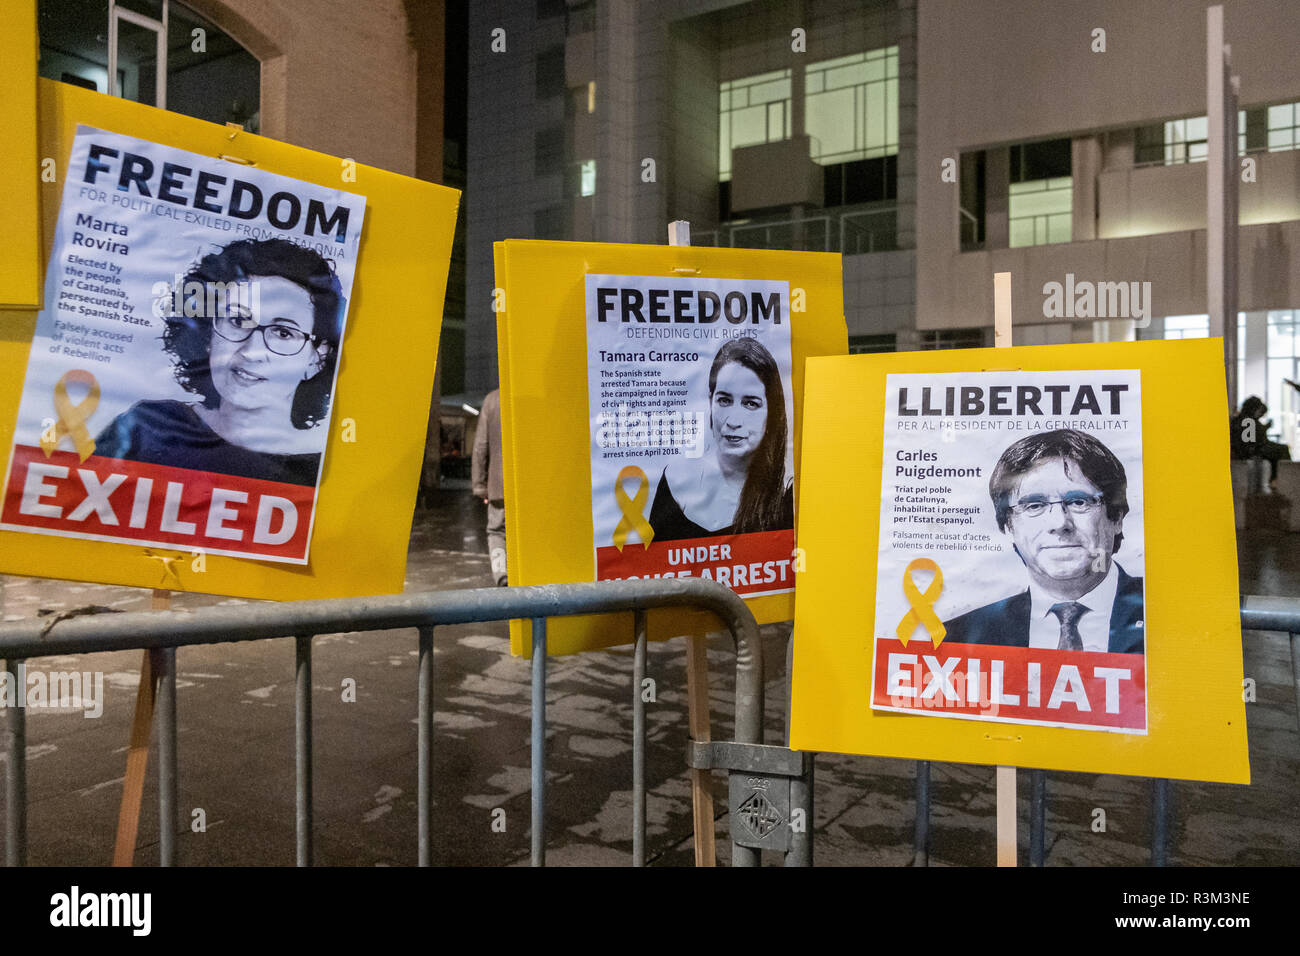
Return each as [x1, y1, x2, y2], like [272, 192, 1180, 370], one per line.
[942, 566, 1145, 654]
[94, 399, 320, 486]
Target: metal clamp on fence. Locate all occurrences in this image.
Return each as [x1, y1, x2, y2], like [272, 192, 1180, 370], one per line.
[686, 741, 814, 865]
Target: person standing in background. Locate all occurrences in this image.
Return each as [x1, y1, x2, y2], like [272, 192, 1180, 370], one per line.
[472, 388, 507, 586]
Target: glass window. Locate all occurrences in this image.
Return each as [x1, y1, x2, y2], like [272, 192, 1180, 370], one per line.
[718, 47, 899, 181]
[718, 69, 791, 181]
[534, 125, 564, 176]
[1161, 111, 1247, 164]
[1267, 103, 1300, 152]
[1008, 177, 1072, 248]
[38, 0, 259, 127]
[536, 45, 566, 99]
[804, 46, 899, 168]
[1163, 314, 1210, 339]
[848, 333, 896, 354]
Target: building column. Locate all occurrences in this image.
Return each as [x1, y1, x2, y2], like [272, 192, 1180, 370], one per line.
[984, 147, 1009, 249]
[1242, 309, 1268, 405]
[1071, 135, 1100, 241]
[895, 0, 918, 250]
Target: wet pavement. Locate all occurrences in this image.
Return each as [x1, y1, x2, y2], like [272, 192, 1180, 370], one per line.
[1, 488, 1297, 866]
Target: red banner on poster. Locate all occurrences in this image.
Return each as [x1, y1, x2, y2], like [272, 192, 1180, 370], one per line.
[2, 444, 314, 562]
[596, 528, 795, 596]
[871, 636, 1147, 733]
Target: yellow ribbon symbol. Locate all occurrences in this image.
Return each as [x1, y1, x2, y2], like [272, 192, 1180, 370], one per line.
[143, 550, 184, 589]
[895, 557, 946, 648]
[40, 369, 100, 462]
[612, 465, 655, 552]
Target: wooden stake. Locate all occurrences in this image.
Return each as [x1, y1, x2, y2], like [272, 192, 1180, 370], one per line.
[112, 588, 167, 866]
[992, 271, 1018, 867]
[685, 634, 716, 866]
[995, 764, 1017, 866]
[669, 219, 716, 866]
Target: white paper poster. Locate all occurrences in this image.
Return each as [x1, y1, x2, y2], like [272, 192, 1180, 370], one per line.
[871, 369, 1148, 733]
[584, 274, 796, 597]
[1, 126, 366, 564]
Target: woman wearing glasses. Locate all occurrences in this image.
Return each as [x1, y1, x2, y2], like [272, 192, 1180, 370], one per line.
[95, 238, 343, 486]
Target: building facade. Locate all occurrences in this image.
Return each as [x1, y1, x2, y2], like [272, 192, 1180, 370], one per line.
[465, 0, 1300, 437]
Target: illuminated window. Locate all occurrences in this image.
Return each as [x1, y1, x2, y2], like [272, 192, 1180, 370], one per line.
[718, 69, 791, 182]
[1266, 310, 1300, 421]
[1267, 103, 1300, 151]
[579, 159, 596, 197]
[1008, 177, 1072, 247]
[1163, 314, 1210, 339]
[718, 47, 900, 183]
[804, 46, 898, 167]
[1159, 112, 1247, 164]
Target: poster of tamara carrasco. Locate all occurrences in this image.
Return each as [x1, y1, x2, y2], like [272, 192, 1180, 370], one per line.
[0, 126, 366, 564]
[584, 274, 795, 597]
[872, 369, 1147, 734]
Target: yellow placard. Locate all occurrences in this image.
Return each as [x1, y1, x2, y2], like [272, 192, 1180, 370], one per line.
[789, 338, 1249, 784]
[495, 239, 846, 656]
[0, 0, 43, 308]
[0, 80, 459, 600]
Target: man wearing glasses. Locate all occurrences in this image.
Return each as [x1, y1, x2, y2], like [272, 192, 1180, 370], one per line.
[942, 429, 1144, 654]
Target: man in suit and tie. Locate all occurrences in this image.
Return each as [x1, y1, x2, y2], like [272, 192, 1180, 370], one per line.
[943, 429, 1144, 654]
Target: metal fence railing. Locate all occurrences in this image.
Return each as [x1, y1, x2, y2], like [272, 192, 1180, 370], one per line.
[0, 579, 764, 867]
[695, 203, 898, 256]
[2, 586, 1296, 867]
[911, 596, 1300, 867]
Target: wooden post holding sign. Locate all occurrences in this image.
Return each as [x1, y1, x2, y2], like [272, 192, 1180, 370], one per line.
[111, 587, 174, 867]
[667, 219, 716, 867]
[789, 333, 1251, 862]
[0, 80, 460, 864]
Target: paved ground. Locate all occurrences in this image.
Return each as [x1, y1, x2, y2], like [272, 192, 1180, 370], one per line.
[1, 488, 1297, 866]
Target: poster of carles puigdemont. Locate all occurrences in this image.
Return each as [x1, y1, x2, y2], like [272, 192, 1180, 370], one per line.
[871, 369, 1147, 733]
[584, 274, 796, 598]
[1, 126, 366, 564]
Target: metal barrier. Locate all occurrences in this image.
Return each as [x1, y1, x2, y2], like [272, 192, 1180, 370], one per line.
[909, 596, 1300, 867]
[0, 578, 763, 868]
[3, 586, 1296, 867]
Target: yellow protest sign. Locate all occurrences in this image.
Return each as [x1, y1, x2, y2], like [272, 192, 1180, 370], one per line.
[495, 239, 845, 656]
[789, 338, 1249, 783]
[0, 0, 43, 308]
[0, 80, 459, 600]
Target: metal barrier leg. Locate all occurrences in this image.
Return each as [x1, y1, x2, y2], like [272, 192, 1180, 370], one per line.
[4, 659, 26, 867]
[632, 611, 647, 867]
[530, 617, 547, 867]
[786, 753, 813, 866]
[417, 626, 434, 867]
[158, 647, 177, 867]
[1151, 778, 1171, 867]
[295, 634, 313, 867]
[912, 760, 930, 867]
[1029, 769, 1046, 867]
[1290, 632, 1300, 736]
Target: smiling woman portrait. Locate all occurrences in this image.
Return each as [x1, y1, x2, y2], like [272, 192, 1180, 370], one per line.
[648, 336, 793, 541]
[94, 238, 344, 487]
